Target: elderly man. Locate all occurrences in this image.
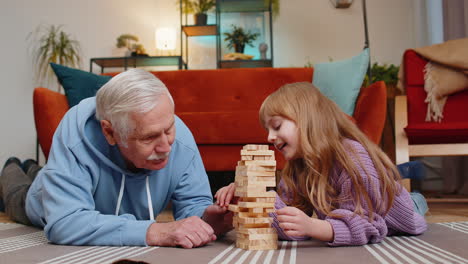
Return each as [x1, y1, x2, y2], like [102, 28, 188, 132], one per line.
[0, 69, 232, 247]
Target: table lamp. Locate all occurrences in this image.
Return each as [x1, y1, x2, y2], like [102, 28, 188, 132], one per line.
[155, 27, 176, 56]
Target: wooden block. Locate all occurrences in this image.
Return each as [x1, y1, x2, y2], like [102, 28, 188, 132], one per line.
[236, 238, 277, 248]
[236, 166, 276, 176]
[238, 233, 278, 241]
[241, 150, 274, 157]
[243, 144, 269, 151]
[254, 156, 265, 160]
[237, 216, 272, 224]
[237, 201, 275, 208]
[236, 179, 276, 188]
[239, 160, 276, 166]
[228, 204, 239, 212]
[236, 186, 275, 194]
[237, 227, 276, 235]
[236, 165, 276, 172]
[241, 155, 253, 161]
[235, 190, 276, 198]
[240, 197, 275, 203]
[249, 207, 265, 213]
[238, 212, 269, 218]
[237, 223, 271, 229]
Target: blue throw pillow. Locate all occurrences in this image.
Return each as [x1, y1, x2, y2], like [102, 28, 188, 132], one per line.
[50, 63, 112, 107]
[312, 48, 369, 116]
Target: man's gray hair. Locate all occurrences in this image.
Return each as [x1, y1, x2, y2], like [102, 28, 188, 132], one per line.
[95, 69, 174, 145]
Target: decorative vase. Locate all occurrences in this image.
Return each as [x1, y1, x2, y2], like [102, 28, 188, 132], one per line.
[194, 13, 208, 26]
[259, 43, 268, 60]
[234, 43, 245, 54]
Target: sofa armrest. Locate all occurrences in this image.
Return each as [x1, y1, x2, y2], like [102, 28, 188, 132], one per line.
[33, 87, 69, 159]
[353, 81, 387, 145]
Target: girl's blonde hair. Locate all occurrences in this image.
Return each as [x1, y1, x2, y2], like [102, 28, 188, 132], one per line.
[259, 82, 401, 219]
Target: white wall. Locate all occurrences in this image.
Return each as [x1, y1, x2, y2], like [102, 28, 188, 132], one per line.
[0, 0, 420, 165]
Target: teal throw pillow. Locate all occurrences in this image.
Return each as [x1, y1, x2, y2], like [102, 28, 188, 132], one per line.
[50, 63, 112, 107]
[312, 48, 369, 116]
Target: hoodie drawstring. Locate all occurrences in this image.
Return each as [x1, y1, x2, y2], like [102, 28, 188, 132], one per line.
[115, 174, 155, 221]
[146, 176, 154, 221]
[115, 174, 126, 216]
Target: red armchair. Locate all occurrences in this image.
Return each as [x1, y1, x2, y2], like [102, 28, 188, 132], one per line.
[395, 49, 468, 165]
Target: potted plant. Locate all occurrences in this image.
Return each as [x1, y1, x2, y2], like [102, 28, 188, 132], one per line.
[223, 25, 260, 54]
[180, 0, 216, 26]
[28, 24, 82, 92]
[116, 34, 147, 57]
[363, 62, 400, 97]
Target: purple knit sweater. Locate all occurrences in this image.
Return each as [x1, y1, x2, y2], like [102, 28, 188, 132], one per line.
[270, 139, 427, 246]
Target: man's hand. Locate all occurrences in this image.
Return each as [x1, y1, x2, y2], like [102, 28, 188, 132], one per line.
[146, 216, 216, 248]
[202, 204, 234, 236]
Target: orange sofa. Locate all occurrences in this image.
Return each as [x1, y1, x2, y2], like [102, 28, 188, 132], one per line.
[34, 67, 387, 171]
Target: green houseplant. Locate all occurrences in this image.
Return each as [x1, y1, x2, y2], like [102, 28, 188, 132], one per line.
[223, 25, 260, 54]
[180, 0, 216, 25]
[364, 62, 400, 97]
[28, 24, 82, 92]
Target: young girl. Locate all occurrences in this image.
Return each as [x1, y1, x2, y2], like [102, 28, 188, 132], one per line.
[215, 82, 427, 246]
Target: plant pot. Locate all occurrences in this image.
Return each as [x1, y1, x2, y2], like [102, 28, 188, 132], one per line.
[234, 43, 245, 54]
[194, 13, 208, 26]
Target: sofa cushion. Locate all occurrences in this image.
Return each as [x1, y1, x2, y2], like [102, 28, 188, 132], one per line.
[50, 63, 111, 107]
[403, 50, 427, 87]
[177, 111, 266, 144]
[312, 48, 369, 116]
[405, 122, 468, 144]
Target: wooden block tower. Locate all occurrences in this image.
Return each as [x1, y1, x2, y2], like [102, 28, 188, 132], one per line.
[228, 144, 278, 250]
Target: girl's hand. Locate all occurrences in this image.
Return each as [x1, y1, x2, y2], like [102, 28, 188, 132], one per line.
[277, 206, 314, 237]
[277, 206, 334, 242]
[214, 183, 236, 207]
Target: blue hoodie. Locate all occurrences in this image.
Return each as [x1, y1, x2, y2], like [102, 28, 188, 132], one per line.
[25, 97, 213, 246]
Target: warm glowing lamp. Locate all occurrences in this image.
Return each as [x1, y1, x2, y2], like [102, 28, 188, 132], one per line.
[155, 28, 176, 55]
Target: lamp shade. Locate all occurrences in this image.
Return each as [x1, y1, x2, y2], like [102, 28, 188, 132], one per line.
[155, 28, 176, 50]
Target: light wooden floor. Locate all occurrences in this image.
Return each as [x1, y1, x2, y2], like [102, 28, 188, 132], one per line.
[1, 202, 467, 224]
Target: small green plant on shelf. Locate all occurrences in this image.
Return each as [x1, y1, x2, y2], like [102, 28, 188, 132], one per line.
[28, 24, 82, 92]
[116, 34, 147, 56]
[223, 25, 260, 54]
[179, 0, 216, 25]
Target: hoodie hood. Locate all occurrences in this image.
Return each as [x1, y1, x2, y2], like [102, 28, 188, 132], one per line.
[78, 97, 150, 177]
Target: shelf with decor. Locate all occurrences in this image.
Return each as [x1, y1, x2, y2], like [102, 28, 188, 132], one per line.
[89, 56, 186, 73]
[216, 0, 273, 69]
[179, 0, 218, 68]
[180, 0, 273, 69]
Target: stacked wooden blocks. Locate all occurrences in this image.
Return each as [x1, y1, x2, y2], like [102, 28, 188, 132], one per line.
[228, 144, 278, 250]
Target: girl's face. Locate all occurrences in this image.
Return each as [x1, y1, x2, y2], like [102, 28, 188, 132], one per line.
[264, 115, 300, 160]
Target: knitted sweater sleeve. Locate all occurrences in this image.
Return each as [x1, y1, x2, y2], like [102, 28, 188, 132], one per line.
[326, 140, 427, 246]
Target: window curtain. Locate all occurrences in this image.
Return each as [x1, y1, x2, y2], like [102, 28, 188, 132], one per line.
[443, 0, 468, 40]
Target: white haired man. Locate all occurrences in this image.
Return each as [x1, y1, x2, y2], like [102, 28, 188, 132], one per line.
[0, 69, 232, 247]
